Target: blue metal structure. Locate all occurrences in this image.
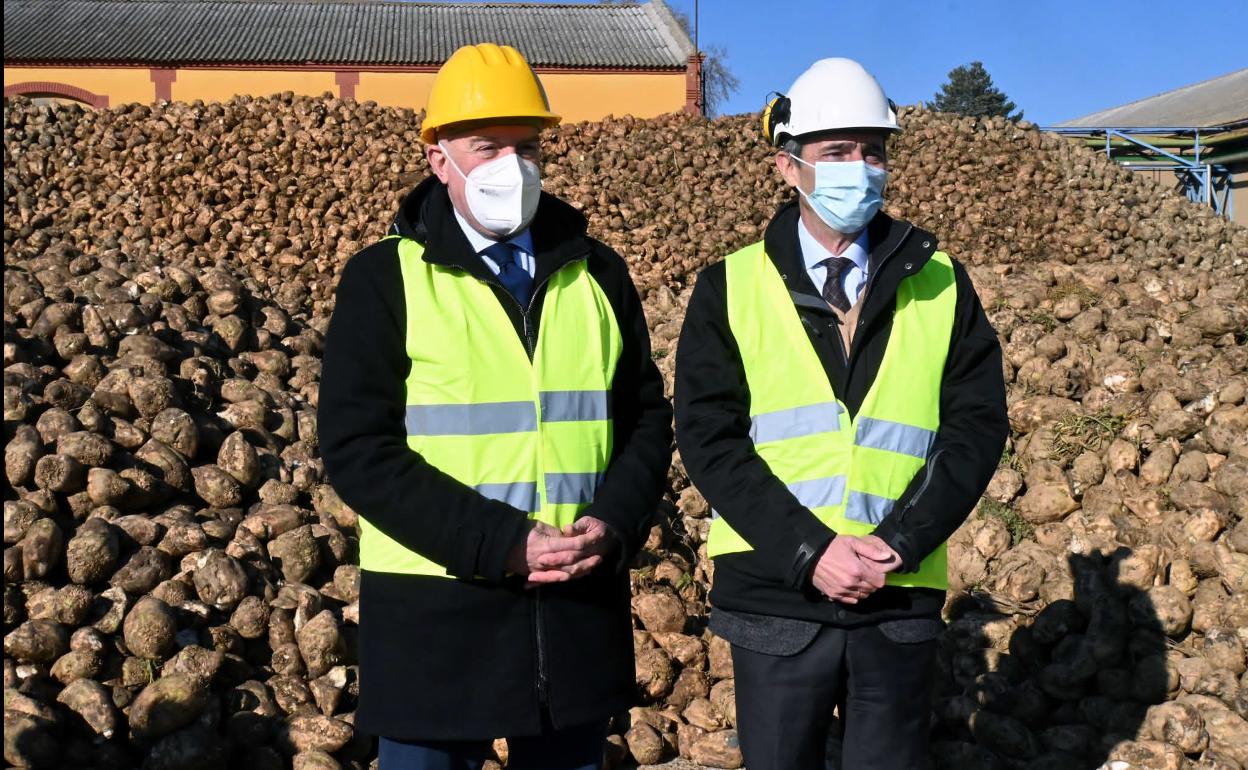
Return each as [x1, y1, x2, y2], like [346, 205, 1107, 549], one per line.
[1042, 125, 1236, 219]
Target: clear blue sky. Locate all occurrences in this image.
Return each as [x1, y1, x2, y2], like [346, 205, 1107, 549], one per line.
[674, 0, 1247, 122]
[462, 0, 1246, 124]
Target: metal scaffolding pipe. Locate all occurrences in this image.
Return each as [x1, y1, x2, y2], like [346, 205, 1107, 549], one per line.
[1068, 129, 1247, 149]
[1198, 148, 1248, 165]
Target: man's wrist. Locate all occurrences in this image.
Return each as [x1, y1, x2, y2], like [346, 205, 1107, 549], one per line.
[596, 518, 622, 550]
[790, 534, 835, 589]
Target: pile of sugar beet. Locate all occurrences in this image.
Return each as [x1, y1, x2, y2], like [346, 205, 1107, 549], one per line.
[4, 93, 1246, 770]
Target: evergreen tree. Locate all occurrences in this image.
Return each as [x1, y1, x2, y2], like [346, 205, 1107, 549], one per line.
[930, 61, 1023, 121]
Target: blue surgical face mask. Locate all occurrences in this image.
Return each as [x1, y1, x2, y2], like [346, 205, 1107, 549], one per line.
[789, 156, 888, 234]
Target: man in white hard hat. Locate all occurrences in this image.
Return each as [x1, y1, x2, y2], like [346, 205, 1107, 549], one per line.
[674, 58, 1007, 768]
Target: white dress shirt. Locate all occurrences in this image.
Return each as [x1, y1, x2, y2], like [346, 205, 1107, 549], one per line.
[454, 209, 536, 278]
[798, 217, 869, 307]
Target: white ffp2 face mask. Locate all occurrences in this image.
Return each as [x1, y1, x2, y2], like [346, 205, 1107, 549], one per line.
[440, 142, 542, 238]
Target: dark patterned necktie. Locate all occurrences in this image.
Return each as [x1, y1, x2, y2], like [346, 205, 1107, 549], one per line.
[818, 256, 854, 312]
[484, 242, 533, 308]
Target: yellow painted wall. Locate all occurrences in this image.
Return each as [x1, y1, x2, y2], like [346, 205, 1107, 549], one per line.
[171, 69, 339, 103]
[355, 71, 435, 111]
[356, 70, 685, 121]
[4, 66, 153, 105]
[541, 72, 686, 121]
[5, 65, 687, 122]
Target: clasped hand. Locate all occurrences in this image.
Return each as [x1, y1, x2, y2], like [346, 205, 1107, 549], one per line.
[505, 516, 615, 588]
[811, 534, 902, 604]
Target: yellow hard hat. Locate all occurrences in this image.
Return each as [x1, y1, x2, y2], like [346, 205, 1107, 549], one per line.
[420, 43, 561, 144]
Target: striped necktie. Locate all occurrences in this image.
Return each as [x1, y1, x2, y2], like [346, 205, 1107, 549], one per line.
[818, 256, 854, 312]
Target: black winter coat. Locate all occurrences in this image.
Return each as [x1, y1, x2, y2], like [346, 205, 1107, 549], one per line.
[319, 177, 673, 740]
[674, 202, 1008, 625]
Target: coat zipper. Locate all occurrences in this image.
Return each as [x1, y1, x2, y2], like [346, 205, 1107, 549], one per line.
[849, 223, 915, 362]
[896, 448, 944, 526]
[534, 595, 550, 708]
[830, 318, 849, 368]
[485, 265, 563, 358]
[471, 264, 570, 714]
[802, 313, 850, 381]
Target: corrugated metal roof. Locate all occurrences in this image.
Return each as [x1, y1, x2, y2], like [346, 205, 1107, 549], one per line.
[1057, 68, 1248, 129]
[3, 0, 695, 69]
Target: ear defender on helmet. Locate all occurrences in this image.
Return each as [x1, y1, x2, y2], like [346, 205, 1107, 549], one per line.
[761, 92, 791, 146]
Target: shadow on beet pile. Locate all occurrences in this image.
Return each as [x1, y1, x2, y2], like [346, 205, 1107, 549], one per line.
[912, 550, 1171, 770]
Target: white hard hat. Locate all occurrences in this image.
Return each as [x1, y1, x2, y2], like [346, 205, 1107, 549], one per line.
[763, 57, 899, 146]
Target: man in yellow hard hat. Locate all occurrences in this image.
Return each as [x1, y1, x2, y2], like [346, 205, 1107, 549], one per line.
[319, 44, 672, 769]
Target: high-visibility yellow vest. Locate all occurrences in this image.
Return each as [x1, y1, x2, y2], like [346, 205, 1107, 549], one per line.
[358, 237, 623, 577]
[707, 241, 957, 590]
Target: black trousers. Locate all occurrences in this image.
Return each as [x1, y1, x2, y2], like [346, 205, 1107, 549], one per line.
[378, 719, 607, 770]
[731, 622, 939, 770]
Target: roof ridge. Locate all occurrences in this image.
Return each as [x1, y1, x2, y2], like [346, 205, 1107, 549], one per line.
[8, 0, 627, 6]
[642, 0, 695, 59]
[3, 0, 693, 69]
[1061, 67, 1248, 126]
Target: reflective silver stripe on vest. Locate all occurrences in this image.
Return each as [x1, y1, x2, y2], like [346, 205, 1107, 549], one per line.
[750, 402, 843, 445]
[475, 481, 541, 512]
[539, 390, 610, 423]
[786, 475, 848, 510]
[405, 402, 537, 436]
[845, 490, 895, 525]
[711, 476, 847, 517]
[854, 417, 936, 460]
[545, 472, 605, 505]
